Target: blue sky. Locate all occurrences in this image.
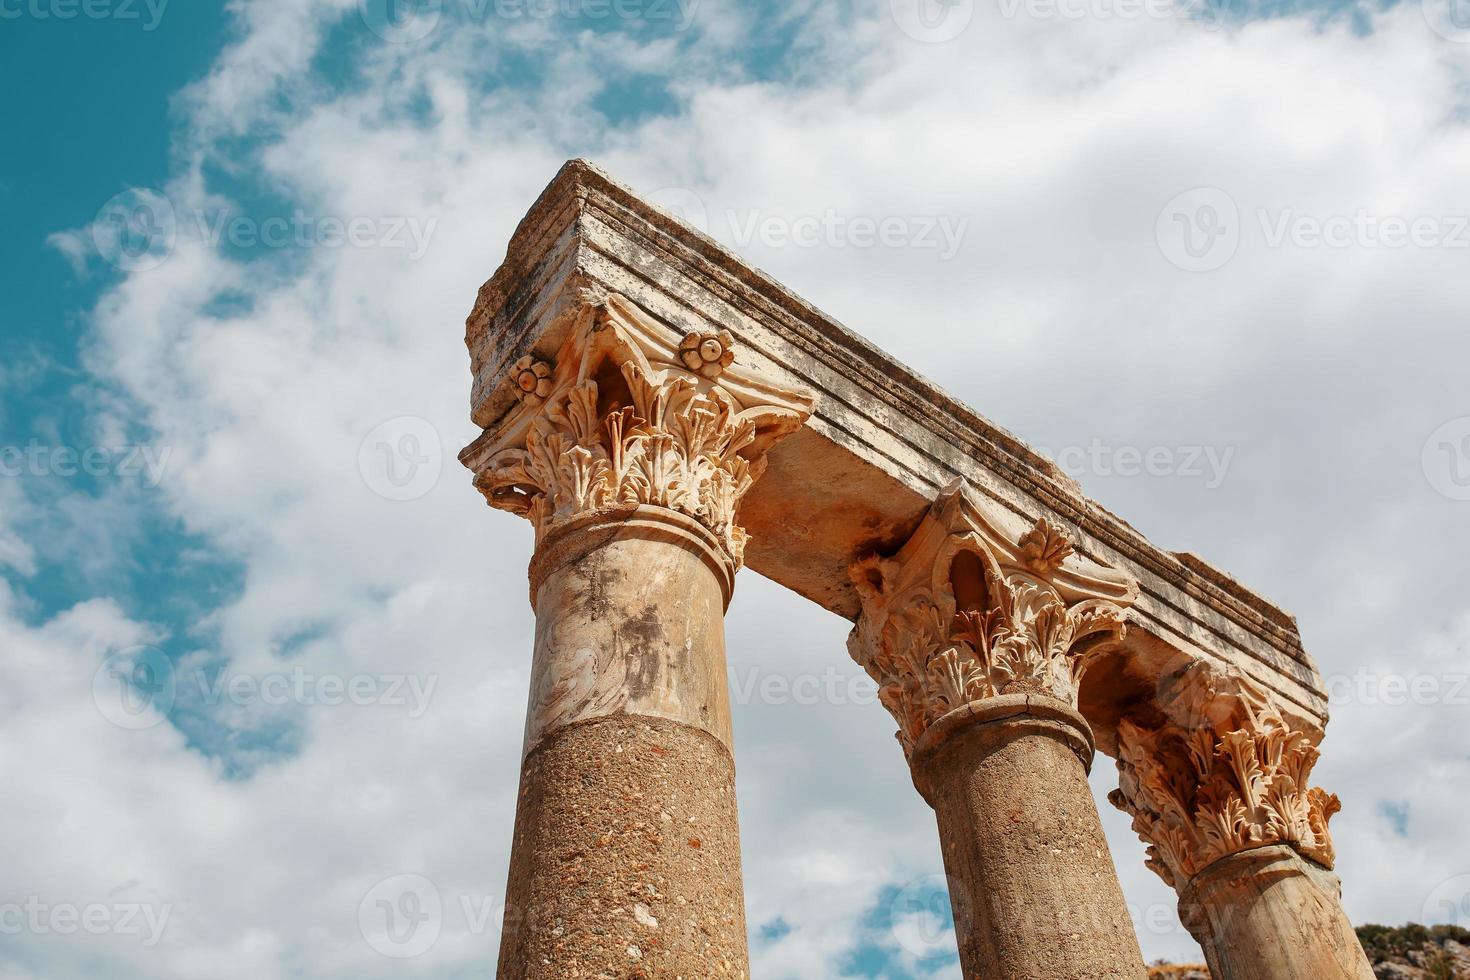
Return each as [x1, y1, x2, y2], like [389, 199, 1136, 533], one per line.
[2, 5, 233, 623]
[3, 0, 1470, 977]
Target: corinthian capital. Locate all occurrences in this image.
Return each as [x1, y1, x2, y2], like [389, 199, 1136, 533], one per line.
[1109, 661, 1340, 889]
[847, 479, 1139, 759]
[460, 292, 816, 567]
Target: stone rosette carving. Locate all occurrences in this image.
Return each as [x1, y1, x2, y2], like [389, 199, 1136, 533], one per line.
[848, 480, 1139, 759]
[511, 355, 555, 404]
[464, 293, 815, 567]
[1109, 661, 1340, 889]
[678, 329, 735, 379]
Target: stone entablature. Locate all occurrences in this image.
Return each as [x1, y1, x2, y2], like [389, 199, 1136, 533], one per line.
[463, 291, 815, 568]
[459, 159, 1329, 748]
[848, 479, 1139, 758]
[1109, 661, 1341, 889]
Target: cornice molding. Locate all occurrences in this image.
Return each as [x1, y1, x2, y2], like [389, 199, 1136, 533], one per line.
[457, 158, 1329, 737]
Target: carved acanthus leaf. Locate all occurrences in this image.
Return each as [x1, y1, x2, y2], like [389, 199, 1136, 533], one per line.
[847, 481, 1139, 759]
[1108, 662, 1340, 890]
[467, 294, 814, 567]
[1018, 515, 1074, 575]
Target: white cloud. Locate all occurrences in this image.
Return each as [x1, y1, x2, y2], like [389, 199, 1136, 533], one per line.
[10, 0, 1470, 975]
[0, 482, 38, 576]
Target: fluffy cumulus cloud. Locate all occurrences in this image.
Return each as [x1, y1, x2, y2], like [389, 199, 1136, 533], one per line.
[8, 0, 1470, 975]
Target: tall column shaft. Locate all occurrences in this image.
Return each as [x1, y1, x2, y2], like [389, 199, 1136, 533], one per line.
[464, 295, 816, 978]
[913, 696, 1145, 979]
[497, 508, 747, 977]
[1176, 845, 1372, 980]
[848, 481, 1148, 979]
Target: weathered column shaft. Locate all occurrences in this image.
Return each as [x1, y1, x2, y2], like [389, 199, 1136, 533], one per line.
[914, 697, 1145, 979]
[497, 508, 746, 976]
[462, 293, 816, 979]
[849, 481, 1148, 979]
[1111, 661, 1373, 980]
[1178, 845, 1372, 980]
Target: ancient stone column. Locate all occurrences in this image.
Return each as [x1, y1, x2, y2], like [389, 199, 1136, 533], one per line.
[464, 293, 814, 978]
[1110, 662, 1374, 980]
[849, 480, 1148, 979]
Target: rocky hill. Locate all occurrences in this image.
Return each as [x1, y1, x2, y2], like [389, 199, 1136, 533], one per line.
[1146, 924, 1470, 980]
[1357, 924, 1470, 979]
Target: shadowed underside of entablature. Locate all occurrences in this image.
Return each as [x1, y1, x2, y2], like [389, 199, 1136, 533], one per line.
[458, 159, 1330, 756]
